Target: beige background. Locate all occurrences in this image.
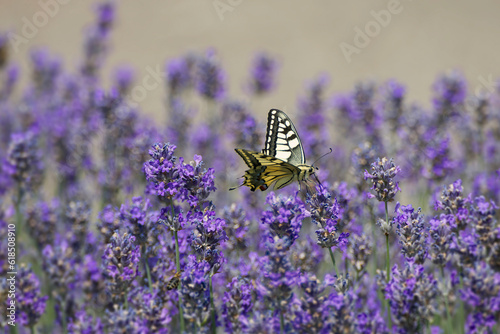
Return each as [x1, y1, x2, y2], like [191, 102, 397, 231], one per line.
[1, 0, 500, 122]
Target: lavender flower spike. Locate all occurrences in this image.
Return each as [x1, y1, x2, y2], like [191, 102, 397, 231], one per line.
[364, 157, 401, 203]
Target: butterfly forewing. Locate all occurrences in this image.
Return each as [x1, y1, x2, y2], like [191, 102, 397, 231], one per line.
[262, 109, 306, 166]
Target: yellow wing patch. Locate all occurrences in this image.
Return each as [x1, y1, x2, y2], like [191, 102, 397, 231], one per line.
[229, 149, 299, 192]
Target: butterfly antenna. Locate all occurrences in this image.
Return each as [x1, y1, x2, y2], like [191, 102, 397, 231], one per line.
[311, 148, 333, 167]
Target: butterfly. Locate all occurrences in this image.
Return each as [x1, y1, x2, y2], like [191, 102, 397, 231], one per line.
[230, 109, 317, 192]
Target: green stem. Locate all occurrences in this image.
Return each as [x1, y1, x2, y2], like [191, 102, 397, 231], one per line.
[142, 245, 153, 294]
[328, 248, 339, 277]
[280, 310, 285, 334]
[174, 229, 185, 332]
[30, 325, 35, 334]
[384, 201, 392, 331]
[209, 275, 216, 334]
[170, 199, 185, 332]
[441, 267, 453, 334]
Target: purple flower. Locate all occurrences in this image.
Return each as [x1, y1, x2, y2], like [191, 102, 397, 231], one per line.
[364, 157, 401, 203]
[68, 310, 103, 334]
[179, 258, 211, 328]
[434, 179, 469, 230]
[380, 79, 406, 132]
[394, 204, 428, 264]
[222, 277, 255, 334]
[128, 287, 172, 332]
[80, 1, 115, 80]
[144, 142, 178, 198]
[423, 135, 459, 183]
[3, 131, 44, 193]
[221, 203, 251, 252]
[17, 264, 48, 327]
[112, 66, 135, 95]
[307, 185, 350, 251]
[26, 199, 58, 251]
[222, 101, 261, 151]
[120, 197, 160, 250]
[102, 232, 141, 304]
[97, 205, 120, 243]
[292, 273, 330, 333]
[290, 235, 324, 274]
[347, 234, 373, 277]
[297, 74, 331, 163]
[428, 214, 455, 267]
[30, 48, 61, 95]
[460, 261, 500, 333]
[469, 196, 498, 246]
[386, 259, 439, 333]
[256, 237, 300, 314]
[188, 207, 227, 270]
[432, 70, 467, 121]
[166, 55, 194, 96]
[247, 52, 278, 95]
[196, 49, 225, 101]
[261, 192, 306, 248]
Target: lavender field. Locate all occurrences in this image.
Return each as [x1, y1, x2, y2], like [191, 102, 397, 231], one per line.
[1, 1, 499, 333]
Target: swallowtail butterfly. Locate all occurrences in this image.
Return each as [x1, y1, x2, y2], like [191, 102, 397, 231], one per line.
[230, 109, 316, 191]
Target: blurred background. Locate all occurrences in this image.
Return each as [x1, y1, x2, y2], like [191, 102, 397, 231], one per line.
[2, 0, 500, 122]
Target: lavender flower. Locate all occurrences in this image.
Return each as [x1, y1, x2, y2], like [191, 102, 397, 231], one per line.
[102, 232, 141, 305]
[297, 74, 331, 162]
[381, 79, 406, 133]
[290, 236, 324, 273]
[247, 52, 278, 95]
[292, 273, 329, 333]
[221, 203, 251, 252]
[188, 207, 227, 271]
[128, 287, 172, 332]
[17, 264, 48, 327]
[460, 261, 500, 333]
[166, 54, 194, 97]
[196, 50, 225, 101]
[347, 234, 373, 278]
[469, 196, 498, 246]
[3, 131, 44, 194]
[180, 258, 211, 329]
[144, 143, 216, 207]
[68, 310, 103, 334]
[428, 214, 455, 268]
[394, 204, 428, 264]
[307, 186, 349, 250]
[97, 205, 121, 243]
[222, 101, 261, 151]
[261, 192, 306, 248]
[386, 259, 439, 333]
[119, 197, 160, 251]
[364, 157, 401, 203]
[30, 48, 61, 95]
[112, 66, 135, 96]
[26, 199, 58, 251]
[434, 179, 469, 230]
[432, 70, 467, 124]
[423, 135, 458, 183]
[80, 1, 115, 80]
[222, 277, 255, 334]
[256, 237, 299, 315]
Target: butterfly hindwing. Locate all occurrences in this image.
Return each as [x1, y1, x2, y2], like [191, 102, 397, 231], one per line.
[231, 149, 300, 191]
[262, 109, 306, 166]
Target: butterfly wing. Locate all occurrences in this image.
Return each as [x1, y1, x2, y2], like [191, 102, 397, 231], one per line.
[230, 149, 300, 191]
[262, 109, 306, 165]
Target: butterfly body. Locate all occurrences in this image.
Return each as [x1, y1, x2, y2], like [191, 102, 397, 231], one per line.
[231, 109, 316, 191]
